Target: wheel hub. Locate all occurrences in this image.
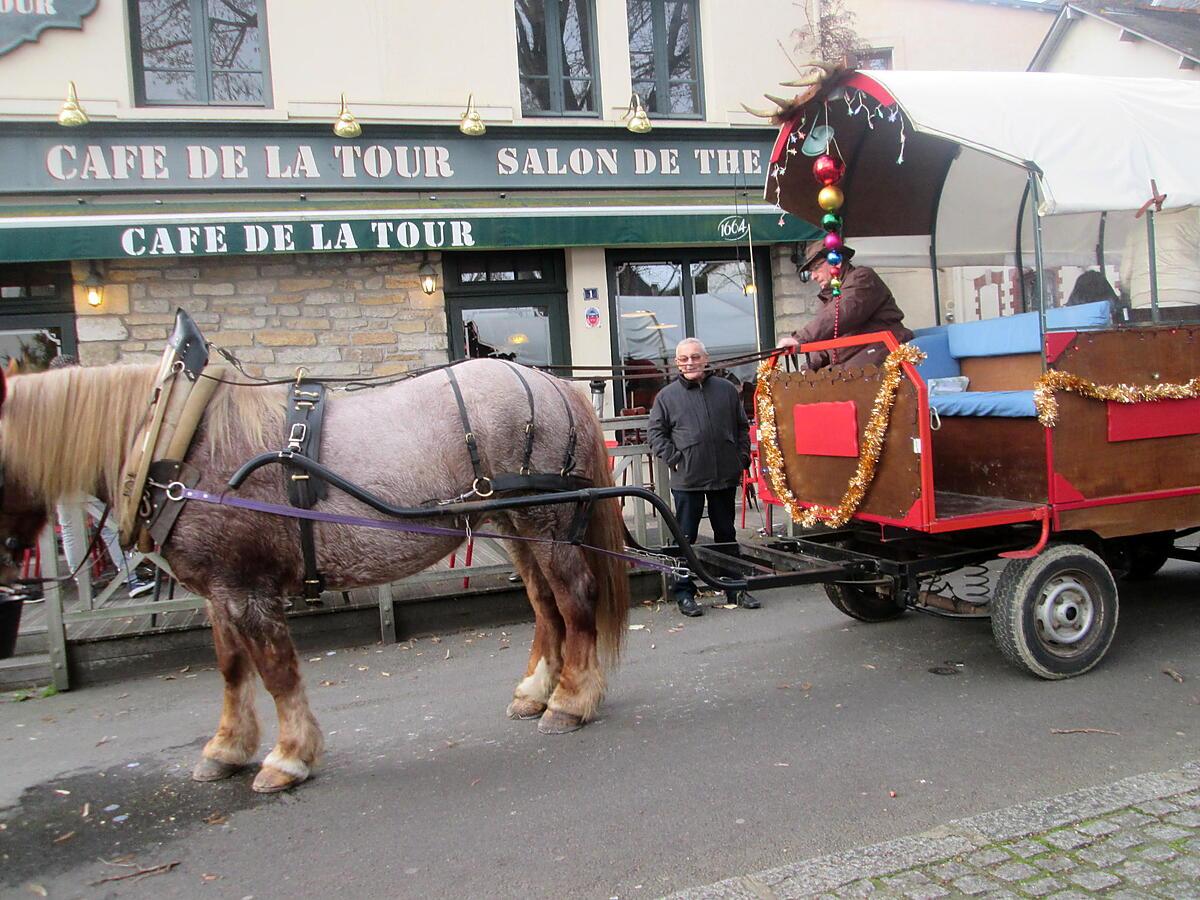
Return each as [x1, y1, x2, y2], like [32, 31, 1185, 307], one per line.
[1035, 575, 1095, 645]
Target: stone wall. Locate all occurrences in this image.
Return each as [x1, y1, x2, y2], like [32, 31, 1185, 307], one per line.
[771, 242, 822, 340]
[72, 251, 447, 377]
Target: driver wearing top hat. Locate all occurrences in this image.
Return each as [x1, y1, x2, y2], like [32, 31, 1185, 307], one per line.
[778, 241, 913, 370]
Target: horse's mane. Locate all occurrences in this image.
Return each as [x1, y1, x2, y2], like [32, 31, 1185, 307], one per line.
[0, 364, 159, 504]
[203, 379, 284, 463]
[0, 362, 292, 506]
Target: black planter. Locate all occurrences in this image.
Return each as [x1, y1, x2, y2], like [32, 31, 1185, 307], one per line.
[0, 595, 24, 659]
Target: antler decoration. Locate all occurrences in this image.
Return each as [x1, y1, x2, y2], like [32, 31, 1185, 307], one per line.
[740, 60, 846, 123]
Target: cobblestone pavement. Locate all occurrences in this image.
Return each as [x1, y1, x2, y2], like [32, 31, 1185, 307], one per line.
[671, 762, 1200, 900]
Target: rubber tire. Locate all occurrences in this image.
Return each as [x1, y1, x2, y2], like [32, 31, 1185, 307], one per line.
[991, 544, 1118, 680]
[825, 581, 905, 623]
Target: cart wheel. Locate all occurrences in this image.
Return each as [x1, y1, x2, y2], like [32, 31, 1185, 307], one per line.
[991, 544, 1118, 680]
[825, 581, 905, 623]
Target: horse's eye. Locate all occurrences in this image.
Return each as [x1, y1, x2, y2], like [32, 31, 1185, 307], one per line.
[4, 537, 20, 552]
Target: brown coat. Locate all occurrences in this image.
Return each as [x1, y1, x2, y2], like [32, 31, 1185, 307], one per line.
[793, 265, 913, 369]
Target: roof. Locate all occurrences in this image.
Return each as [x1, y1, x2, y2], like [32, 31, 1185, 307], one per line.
[1031, 3, 1200, 69]
[953, 0, 1062, 10]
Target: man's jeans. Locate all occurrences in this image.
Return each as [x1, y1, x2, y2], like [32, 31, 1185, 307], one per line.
[670, 486, 738, 602]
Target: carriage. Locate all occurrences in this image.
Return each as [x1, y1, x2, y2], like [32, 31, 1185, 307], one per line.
[0, 69, 1198, 794]
[718, 69, 1200, 679]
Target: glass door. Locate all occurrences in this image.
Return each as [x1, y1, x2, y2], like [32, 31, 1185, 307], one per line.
[444, 251, 570, 366]
[608, 248, 769, 412]
[459, 302, 557, 366]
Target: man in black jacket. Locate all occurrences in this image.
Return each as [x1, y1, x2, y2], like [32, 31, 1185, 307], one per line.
[648, 338, 758, 617]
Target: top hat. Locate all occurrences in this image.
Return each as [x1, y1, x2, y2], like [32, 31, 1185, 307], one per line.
[797, 239, 855, 273]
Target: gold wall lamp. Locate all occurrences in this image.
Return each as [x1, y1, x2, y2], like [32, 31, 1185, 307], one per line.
[58, 81, 88, 127]
[459, 94, 486, 136]
[623, 92, 651, 134]
[333, 94, 361, 138]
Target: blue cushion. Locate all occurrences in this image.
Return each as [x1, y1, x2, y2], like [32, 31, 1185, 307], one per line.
[910, 330, 961, 380]
[947, 312, 1041, 358]
[912, 324, 949, 337]
[1046, 300, 1112, 329]
[930, 390, 1037, 418]
[945, 301, 1113, 360]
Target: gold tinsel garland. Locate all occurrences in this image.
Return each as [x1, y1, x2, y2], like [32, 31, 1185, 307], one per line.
[755, 344, 925, 529]
[1033, 370, 1200, 427]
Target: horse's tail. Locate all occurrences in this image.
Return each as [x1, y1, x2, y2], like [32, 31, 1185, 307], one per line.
[573, 392, 630, 667]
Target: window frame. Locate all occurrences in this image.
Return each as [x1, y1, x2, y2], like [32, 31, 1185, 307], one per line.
[627, 0, 704, 120]
[515, 0, 602, 118]
[606, 246, 772, 407]
[129, 0, 273, 108]
[0, 263, 79, 363]
[857, 47, 893, 71]
[443, 251, 573, 366]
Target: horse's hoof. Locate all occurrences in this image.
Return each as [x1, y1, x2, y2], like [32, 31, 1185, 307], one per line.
[251, 764, 308, 794]
[538, 709, 584, 734]
[507, 698, 546, 720]
[192, 757, 242, 782]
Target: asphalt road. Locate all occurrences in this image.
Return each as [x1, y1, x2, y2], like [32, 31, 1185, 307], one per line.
[2, 562, 1197, 899]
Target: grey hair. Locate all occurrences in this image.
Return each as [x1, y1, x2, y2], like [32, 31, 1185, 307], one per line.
[675, 337, 707, 356]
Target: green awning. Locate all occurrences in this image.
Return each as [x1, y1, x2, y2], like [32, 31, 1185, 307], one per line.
[0, 197, 819, 262]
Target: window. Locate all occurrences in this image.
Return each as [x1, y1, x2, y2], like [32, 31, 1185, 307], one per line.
[130, 0, 271, 106]
[609, 249, 769, 411]
[0, 264, 77, 369]
[627, 0, 702, 117]
[858, 47, 893, 71]
[454, 252, 550, 285]
[514, 0, 599, 116]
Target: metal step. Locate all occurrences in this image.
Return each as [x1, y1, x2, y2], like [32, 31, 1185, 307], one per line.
[0, 653, 52, 691]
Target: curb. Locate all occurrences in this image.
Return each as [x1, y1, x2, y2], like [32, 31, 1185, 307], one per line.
[666, 760, 1200, 899]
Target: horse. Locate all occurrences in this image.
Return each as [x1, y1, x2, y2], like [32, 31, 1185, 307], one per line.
[0, 358, 629, 793]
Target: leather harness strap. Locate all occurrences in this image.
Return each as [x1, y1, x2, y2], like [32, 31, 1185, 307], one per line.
[536, 369, 578, 476]
[444, 366, 491, 496]
[500, 360, 537, 476]
[285, 380, 328, 603]
[443, 363, 591, 499]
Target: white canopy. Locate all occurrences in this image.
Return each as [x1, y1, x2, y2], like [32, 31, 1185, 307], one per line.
[864, 70, 1200, 217]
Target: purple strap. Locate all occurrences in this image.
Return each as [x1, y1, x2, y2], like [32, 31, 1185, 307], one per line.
[179, 487, 677, 575]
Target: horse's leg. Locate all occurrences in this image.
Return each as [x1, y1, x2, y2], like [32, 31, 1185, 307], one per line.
[529, 543, 604, 735]
[505, 541, 564, 721]
[193, 602, 260, 782]
[237, 599, 323, 793]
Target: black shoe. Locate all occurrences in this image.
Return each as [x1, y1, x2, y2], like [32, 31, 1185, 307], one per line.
[729, 590, 761, 609]
[676, 594, 704, 617]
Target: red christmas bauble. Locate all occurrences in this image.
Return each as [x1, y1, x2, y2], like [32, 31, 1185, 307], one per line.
[812, 154, 846, 186]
